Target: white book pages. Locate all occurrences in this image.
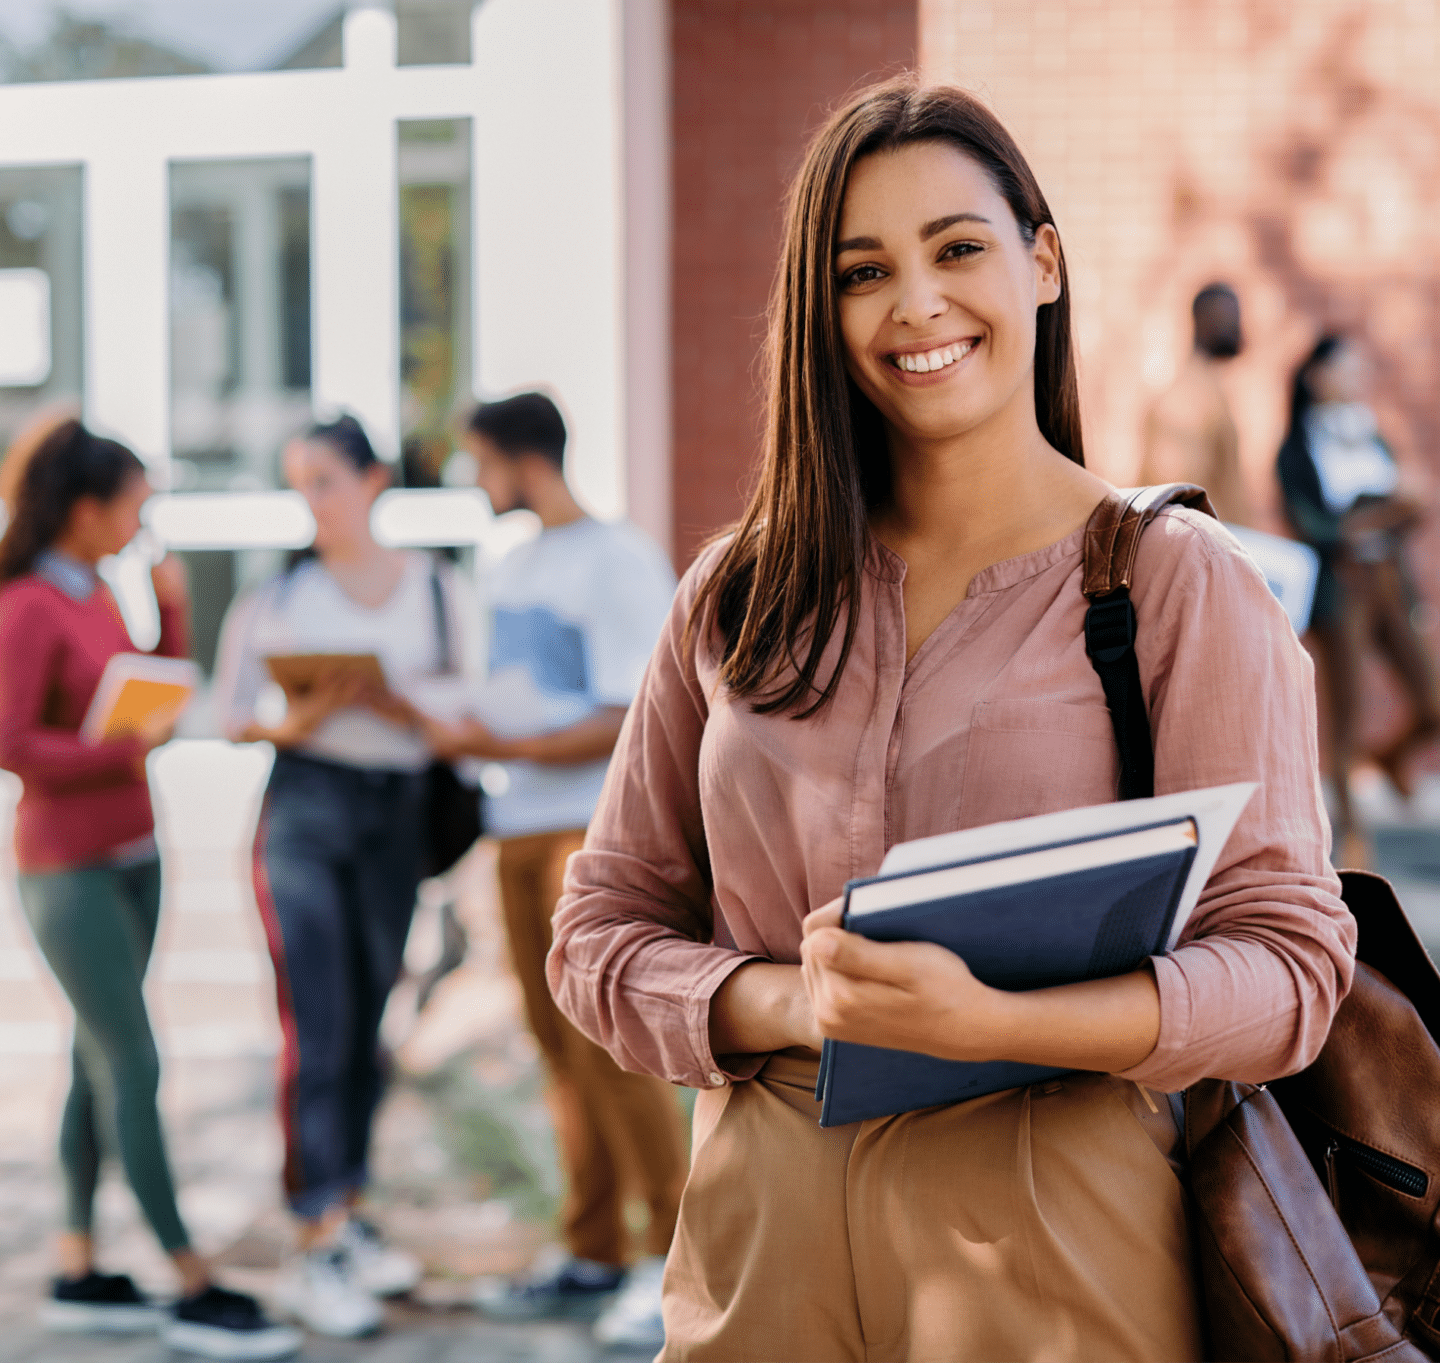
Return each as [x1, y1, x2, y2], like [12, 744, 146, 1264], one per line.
[849, 819, 1197, 918]
[877, 782, 1257, 950]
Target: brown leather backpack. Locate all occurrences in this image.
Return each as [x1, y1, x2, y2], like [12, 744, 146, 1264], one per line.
[1083, 485, 1440, 1361]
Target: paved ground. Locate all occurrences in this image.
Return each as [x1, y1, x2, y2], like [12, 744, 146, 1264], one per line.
[0, 746, 668, 1362]
[0, 749, 1436, 1362]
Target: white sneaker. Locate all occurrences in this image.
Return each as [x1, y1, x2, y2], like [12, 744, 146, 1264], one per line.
[335, 1217, 423, 1298]
[593, 1255, 666, 1352]
[272, 1248, 382, 1339]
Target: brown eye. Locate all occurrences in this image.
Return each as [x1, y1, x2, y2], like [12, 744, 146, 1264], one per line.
[840, 264, 884, 289]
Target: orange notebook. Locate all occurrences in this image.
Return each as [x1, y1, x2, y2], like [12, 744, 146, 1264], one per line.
[80, 653, 200, 744]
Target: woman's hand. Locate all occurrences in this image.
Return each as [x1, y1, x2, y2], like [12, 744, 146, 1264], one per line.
[416, 714, 514, 762]
[150, 554, 189, 609]
[801, 902, 1006, 1061]
[243, 672, 365, 749]
[799, 902, 1162, 1073]
[131, 708, 177, 777]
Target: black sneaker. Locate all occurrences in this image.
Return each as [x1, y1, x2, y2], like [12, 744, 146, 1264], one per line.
[41, 1271, 163, 1334]
[162, 1285, 301, 1360]
[473, 1250, 626, 1321]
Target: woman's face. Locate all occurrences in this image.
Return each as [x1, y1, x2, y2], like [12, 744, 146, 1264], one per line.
[283, 437, 385, 554]
[834, 141, 1062, 450]
[1309, 342, 1372, 405]
[86, 470, 151, 558]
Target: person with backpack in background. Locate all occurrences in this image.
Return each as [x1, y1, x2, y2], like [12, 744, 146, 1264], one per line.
[412, 392, 686, 1353]
[211, 415, 481, 1339]
[0, 418, 300, 1360]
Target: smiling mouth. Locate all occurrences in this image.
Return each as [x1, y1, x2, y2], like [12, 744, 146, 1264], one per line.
[889, 339, 977, 374]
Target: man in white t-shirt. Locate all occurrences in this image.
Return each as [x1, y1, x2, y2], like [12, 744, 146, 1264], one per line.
[420, 393, 682, 1349]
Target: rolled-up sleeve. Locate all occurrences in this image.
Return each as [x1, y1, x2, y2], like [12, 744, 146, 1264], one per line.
[1118, 511, 1356, 1092]
[547, 548, 763, 1087]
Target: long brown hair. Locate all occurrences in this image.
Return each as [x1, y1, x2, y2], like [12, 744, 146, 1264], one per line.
[689, 76, 1083, 718]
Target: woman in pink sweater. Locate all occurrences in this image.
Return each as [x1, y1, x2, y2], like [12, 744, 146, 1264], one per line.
[547, 80, 1356, 1360]
[0, 420, 297, 1359]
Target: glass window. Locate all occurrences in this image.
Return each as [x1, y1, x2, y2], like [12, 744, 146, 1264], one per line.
[399, 118, 472, 488]
[170, 156, 313, 670]
[0, 2, 474, 82]
[0, 165, 83, 453]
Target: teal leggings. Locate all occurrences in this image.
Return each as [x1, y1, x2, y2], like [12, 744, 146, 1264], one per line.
[19, 859, 190, 1253]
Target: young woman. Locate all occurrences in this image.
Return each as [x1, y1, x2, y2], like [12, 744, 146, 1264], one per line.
[212, 415, 480, 1339]
[546, 80, 1357, 1361]
[1278, 334, 1439, 858]
[0, 419, 298, 1359]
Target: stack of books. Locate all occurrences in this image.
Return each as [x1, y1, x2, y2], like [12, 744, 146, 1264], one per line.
[815, 783, 1255, 1127]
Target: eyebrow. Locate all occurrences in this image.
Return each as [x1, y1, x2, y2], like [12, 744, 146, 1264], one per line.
[835, 211, 992, 255]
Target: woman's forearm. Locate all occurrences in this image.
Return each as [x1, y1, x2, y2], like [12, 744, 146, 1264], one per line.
[709, 961, 820, 1057]
[976, 969, 1161, 1074]
[237, 721, 304, 750]
[802, 920, 1162, 1075]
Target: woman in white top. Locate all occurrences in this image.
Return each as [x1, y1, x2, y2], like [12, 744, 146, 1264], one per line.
[1278, 335, 1439, 857]
[212, 416, 479, 1338]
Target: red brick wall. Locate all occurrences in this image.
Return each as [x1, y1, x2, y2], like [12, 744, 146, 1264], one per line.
[668, 0, 919, 566]
[921, 0, 1440, 755]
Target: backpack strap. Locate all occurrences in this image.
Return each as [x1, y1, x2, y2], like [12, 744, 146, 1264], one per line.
[1082, 484, 1216, 800]
[430, 557, 455, 675]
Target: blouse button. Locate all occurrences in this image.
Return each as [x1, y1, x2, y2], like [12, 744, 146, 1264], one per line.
[707, 1071, 725, 1087]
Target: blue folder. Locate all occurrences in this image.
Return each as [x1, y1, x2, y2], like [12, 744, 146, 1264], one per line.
[815, 834, 1195, 1127]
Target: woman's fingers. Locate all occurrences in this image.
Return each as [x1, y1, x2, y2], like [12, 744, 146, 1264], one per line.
[801, 897, 844, 937]
[802, 932, 989, 1056]
[804, 925, 922, 985]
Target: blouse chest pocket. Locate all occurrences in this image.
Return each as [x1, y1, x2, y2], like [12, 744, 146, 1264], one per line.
[957, 699, 1120, 828]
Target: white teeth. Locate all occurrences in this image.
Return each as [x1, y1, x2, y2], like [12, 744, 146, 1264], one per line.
[896, 341, 973, 373]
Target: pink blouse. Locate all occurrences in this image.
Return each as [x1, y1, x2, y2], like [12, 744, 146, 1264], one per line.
[548, 507, 1355, 1095]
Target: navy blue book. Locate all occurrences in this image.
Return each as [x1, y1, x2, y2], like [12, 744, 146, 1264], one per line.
[815, 806, 1221, 1128]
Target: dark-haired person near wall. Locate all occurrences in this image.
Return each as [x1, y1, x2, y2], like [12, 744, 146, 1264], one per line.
[1139, 283, 1252, 525]
[211, 415, 481, 1340]
[547, 79, 1357, 1360]
[413, 393, 684, 1352]
[1279, 334, 1440, 865]
[0, 419, 299, 1360]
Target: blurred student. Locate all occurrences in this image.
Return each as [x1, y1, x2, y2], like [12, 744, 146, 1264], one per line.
[1139, 283, 1252, 525]
[0, 419, 299, 1359]
[212, 416, 481, 1338]
[1279, 335, 1439, 857]
[416, 393, 684, 1351]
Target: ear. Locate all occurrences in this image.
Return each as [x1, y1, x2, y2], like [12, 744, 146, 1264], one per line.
[1032, 223, 1062, 307]
[365, 461, 396, 497]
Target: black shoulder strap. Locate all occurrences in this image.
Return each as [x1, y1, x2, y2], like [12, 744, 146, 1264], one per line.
[430, 559, 454, 674]
[1082, 484, 1216, 801]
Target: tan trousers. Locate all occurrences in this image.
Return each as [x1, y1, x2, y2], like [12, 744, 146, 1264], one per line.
[497, 829, 687, 1266]
[662, 1052, 1202, 1363]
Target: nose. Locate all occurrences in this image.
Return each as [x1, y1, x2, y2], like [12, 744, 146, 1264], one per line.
[891, 267, 948, 326]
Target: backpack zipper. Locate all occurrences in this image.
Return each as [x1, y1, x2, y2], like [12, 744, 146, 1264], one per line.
[1326, 1133, 1428, 1198]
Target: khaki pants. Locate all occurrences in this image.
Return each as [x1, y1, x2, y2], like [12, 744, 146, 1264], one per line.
[497, 829, 687, 1266]
[662, 1052, 1202, 1363]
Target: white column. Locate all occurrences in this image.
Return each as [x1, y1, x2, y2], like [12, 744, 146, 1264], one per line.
[310, 7, 401, 458]
[621, 0, 673, 556]
[85, 152, 169, 469]
[472, 0, 626, 520]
